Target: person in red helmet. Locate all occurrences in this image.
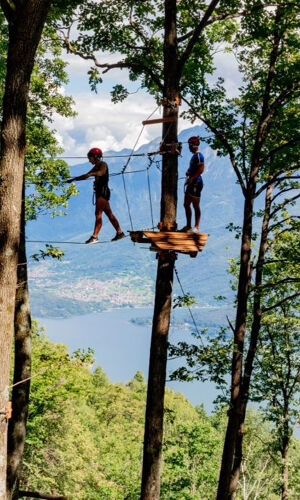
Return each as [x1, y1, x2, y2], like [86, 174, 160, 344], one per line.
[67, 147, 125, 244]
[180, 136, 204, 233]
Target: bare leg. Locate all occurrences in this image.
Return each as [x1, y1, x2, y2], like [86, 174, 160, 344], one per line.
[92, 198, 105, 237]
[103, 200, 123, 234]
[191, 197, 201, 229]
[184, 193, 192, 228]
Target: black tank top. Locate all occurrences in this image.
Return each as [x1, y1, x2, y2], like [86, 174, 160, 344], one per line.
[94, 163, 109, 191]
[94, 163, 110, 200]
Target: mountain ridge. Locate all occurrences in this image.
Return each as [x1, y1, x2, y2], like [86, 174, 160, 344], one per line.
[27, 124, 242, 319]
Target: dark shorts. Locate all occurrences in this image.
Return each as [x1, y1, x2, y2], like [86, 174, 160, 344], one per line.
[95, 186, 110, 201]
[186, 181, 203, 198]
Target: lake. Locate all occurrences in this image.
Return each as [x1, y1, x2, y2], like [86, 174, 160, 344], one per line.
[38, 307, 220, 413]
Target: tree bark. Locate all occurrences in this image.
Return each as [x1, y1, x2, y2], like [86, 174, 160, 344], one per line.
[140, 1, 179, 498]
[7, 189, 32, 500]
[228, 183, 273, 497]
[0, 3, 50, 499]
[216, 12, 283, 493]
[281, 409, 289, 500]
[281, 443, 289, 500]
[216, 191, 254, 499]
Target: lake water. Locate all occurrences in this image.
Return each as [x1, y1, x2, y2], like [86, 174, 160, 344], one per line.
[38, 307, 220, 413]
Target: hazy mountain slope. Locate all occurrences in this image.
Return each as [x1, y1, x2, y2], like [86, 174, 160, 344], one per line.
[27, 125, 243, 318]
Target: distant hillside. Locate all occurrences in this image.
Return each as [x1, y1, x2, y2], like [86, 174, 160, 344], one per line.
[27, 125, 243, 318]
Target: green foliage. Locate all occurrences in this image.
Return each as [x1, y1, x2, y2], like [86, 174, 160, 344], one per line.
[21, 323, 221, 499]
[183, 2, 300, 191]
[21, 326, 300, 498]
[31, 244, 65, 262]
[56, 0, 242, 100]
[0, 17, 78, 221]
[111, 84, 130, 104]
[173, 293, 196, 309]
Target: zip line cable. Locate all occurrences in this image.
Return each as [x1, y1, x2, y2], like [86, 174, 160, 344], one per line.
[174, 265, 205, 348]
[53, 149, 164, 161]
[146, 157, 155, 230]
[26, 235, 130, 245]
[121, 105, 160, 174]
[41, 138, 191, 161]
[117, 104, 161, 229]
[122, 173, 134, 232]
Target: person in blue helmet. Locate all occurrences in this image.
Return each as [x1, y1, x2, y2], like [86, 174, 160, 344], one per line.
[180, 136, 204, 233]
[67, 147, 125, 244]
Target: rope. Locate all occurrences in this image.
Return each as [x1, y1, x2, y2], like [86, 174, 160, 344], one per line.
[122, 173, 134, 231]
[174, 265, 205, 347]
[41, 140, 191, 160]
[110, 167, 148, 177]
[26, 236, 130, 245]
[121, 105, 160, 174]
[146, 157, 155, 230]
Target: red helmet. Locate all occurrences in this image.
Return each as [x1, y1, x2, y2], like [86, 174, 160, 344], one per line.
[188, 136, 200, 146]
[87, 147, 103, 158]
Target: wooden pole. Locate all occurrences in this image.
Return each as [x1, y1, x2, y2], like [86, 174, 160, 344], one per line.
[140, 1, 179, 499]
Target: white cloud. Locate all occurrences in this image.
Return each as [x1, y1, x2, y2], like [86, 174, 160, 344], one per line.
[52, 90, 163, 163]
[52, 47, 241, 163]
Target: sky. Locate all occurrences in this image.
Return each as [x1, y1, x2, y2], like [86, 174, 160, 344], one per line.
[53, 50, 241, 164]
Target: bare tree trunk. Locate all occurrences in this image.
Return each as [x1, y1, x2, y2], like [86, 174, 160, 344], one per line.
[0, 3, 50, 498]
[140, 1, 179, 498]
[281, 410, 289, 500]
[228, 183, 273, 497]
[7, 188, 32, 500]
[216, 192, 254, 499]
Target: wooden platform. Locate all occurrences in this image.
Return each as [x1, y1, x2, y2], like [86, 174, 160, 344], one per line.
[129, 231, 209, 256]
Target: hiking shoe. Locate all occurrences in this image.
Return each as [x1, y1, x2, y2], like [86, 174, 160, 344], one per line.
[179, 225, 192, 232]
[111, 232, 125, 242]
[85, 236, 98, 244]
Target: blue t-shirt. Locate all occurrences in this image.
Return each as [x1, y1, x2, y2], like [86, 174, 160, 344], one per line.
[188, 152, 204, 183]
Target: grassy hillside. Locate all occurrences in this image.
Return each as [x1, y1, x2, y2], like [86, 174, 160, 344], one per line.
[20, 323, 300, 499]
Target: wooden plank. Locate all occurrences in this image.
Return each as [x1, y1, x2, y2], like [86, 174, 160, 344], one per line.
[130, 230, 208, 254]
[144, 231, 208, 239]
[129, 231, 151, 243]
[142, 116, 177, 126]
[144, 235, 208, 246]
[154, 242, 205, 252]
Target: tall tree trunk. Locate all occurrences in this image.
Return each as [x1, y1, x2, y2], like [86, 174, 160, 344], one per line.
[228, 183, 273, 497]
[7, 188, 32, 500]
[217, 10, 282, 496]
[140, 1, 179, 498]
[0, 3, 50, 498]
[216, 192, 254, 499]
[281, 409, 289, 500]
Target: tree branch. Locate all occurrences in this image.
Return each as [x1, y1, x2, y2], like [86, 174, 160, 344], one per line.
[255, 167, 300, 198]
[262, 293, 300, 313]
[269, 193, 300, 218]
[0, 0, 16, 22]
[178, 0, 220, 74]
[261, 138, 300, 162]
[287, 365, 300, 399]
[183, 96, 247, 195]
[226, 315, 235, 334]
[270, 183, 300, 203]
[61, 31, 163, 91]
[177, 3, 281, 43]
[255, 278, 300, 290]
[268, 215, 300, 233]
[252, 7, 283, 160]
